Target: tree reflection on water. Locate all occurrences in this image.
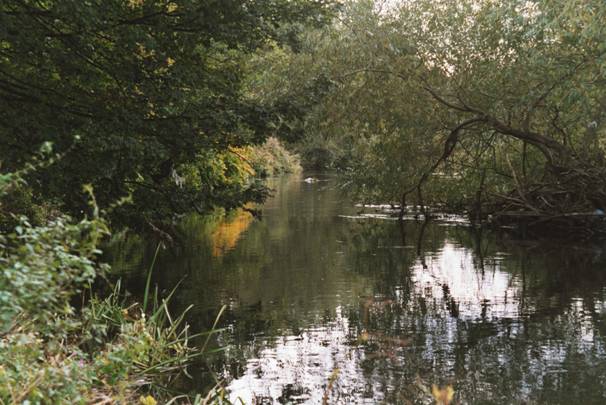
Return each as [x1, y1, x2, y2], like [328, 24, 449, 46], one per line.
[109, 175, 606, 404]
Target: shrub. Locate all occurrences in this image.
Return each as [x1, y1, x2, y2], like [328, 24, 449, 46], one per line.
[248, 137, 302, 177]
[0, 170, 222, 404]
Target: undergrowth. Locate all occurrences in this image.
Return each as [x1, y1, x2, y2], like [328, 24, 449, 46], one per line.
[248, 137, 301, 177]
[0, 169, 230, 404]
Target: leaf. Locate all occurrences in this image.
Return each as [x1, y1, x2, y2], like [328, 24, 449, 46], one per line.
[167, 3, 178, 13]
[431, 384, 454, 405]
[139, 395, 157, 405]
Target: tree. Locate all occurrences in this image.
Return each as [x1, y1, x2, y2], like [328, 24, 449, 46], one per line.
[266, 0, 606, 235]
[0, 0, 335, 227]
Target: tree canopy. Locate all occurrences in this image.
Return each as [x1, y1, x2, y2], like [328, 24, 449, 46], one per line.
[4, 0, 606, 235]
[256, 0, 606, 234]
[0, 0, 335, 227]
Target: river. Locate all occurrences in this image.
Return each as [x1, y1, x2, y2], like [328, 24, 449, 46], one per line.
[108, 174, 606, 404]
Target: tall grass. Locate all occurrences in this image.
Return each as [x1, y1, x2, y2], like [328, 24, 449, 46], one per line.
[0, 174, 230, 404]
[143, 242, 162, 313]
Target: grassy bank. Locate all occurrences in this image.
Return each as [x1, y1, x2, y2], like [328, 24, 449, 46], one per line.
[0, 172, 224, 404]
[0, 137, 302, 403]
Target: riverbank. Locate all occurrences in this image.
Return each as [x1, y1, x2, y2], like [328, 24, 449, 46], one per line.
[0, 169, 228, 403]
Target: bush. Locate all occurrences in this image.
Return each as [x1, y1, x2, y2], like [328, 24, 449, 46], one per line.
[0, 171, 222, 404]
[0, 215, 107, 338]
[247, 137, 302, 177]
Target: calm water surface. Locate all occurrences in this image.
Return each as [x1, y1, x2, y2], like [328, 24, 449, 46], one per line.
[108, 174, 606, 404]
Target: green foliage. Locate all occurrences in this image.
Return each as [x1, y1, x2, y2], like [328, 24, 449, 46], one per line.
[0, 184, 45, 230]
[245, 32, 340, 169]
[248, 137, 302, 177]
[0, 215, 107, 337]
[0, 283, 213, 404]
[0, 170, 220, 403]
[0, 142, 62, 230]
[0, 0, 336, 227]
[256, 0, 606, 216]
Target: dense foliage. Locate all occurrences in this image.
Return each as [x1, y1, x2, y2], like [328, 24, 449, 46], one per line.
[257, 0, 606, 232]
[0, 2, 327, 401]
[5, 0, 606, 400]
[0, 169, 229, 403]
[0, 0, 334, 228]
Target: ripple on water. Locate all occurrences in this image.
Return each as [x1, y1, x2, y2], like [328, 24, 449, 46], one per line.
[108, 175, 606, 404]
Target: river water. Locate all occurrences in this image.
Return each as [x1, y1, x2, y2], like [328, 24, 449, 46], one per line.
[108, 174, 606, 404]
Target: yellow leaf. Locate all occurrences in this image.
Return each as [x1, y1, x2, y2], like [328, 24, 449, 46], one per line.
[139, 395, 157, 405]
[128, 0, 144, 9]
[431, 384, 454, 405]
[167, 2, 178, 13]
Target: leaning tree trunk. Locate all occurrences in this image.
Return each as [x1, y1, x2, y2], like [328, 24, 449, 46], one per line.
[404, 89, 606, 237]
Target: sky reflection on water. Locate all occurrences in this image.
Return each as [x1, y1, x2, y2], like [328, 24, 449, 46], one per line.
[109, 174, 606, 404]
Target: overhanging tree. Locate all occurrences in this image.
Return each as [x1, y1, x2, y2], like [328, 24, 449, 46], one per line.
[0, 0, 335, 227]
[266, 0, 606, 235]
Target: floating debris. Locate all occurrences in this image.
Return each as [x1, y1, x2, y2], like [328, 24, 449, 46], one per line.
[338, 214, 399, 221]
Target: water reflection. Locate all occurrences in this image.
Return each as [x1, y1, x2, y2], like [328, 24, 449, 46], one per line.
[107, 174, 606, 404]
[210, 209, 254, 258]
[413, 243, 519, 319]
